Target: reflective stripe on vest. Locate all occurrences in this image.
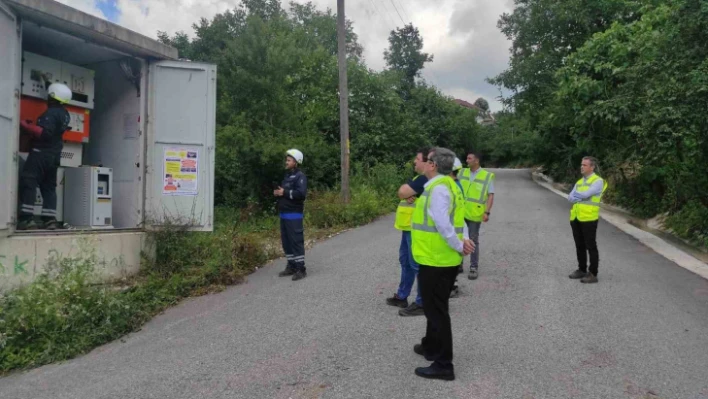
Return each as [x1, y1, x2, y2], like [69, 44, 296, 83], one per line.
[459, 168, 494, 222]
[411, 191, 465, 234]
[570, 174, 608, 222]
[411, 176, 465, 267]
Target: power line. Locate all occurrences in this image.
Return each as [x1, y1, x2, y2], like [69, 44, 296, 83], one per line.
[394, 0, 411, 22]
[367, 0, 396, 27]
[379, 0, 400, 28]
[388, 0, 405, 25]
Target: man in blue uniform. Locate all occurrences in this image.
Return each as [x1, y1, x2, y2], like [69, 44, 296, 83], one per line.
[17, 83, 72, 230]
[274, 149, 308, 281]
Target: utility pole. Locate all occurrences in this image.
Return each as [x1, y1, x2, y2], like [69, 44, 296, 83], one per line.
[337, 0, 350, 203]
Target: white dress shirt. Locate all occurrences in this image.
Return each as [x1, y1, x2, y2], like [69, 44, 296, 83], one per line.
[425, 175, 469, 254]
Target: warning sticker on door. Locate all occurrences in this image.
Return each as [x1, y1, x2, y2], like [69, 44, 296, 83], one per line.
[163, 148, 199, 195]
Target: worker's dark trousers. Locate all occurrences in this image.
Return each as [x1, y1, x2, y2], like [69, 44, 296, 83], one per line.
[280, 214, 306, 272]
[570, 219, 599, 276]
[19, 150, 60, 222]
[419, 265, 458, 370]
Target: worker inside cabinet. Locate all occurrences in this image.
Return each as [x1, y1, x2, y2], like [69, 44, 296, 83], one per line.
[17, 82, 72, 230]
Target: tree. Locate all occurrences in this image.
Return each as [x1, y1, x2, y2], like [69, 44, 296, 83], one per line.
[474, 98, 490, 113]
[383, 24, 433, 88]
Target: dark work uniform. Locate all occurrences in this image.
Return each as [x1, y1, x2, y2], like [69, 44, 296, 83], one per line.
[19, 104, 70, 222]
[278, 168, 308, 272]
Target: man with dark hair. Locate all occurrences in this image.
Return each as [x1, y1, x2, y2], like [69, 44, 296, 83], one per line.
[567, 156, 607, 283]
[411, 147, 474, 381]
[388, 147, 430, 317]
[459, 151, 495, 280]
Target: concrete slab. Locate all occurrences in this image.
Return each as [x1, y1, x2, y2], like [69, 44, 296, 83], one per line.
[0, 231, 146, 292]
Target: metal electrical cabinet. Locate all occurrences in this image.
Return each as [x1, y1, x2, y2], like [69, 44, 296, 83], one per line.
[63, 166, 113, 229]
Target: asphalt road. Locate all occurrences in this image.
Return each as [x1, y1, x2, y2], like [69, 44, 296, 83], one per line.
[2, 169, 708, 399]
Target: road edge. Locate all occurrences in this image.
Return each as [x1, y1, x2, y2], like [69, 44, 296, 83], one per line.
[531, 171, 708, 281]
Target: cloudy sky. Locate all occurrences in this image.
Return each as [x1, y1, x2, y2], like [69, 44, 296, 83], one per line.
[58, 0, 513, 111]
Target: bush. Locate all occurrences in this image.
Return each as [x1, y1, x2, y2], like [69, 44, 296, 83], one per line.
[0, 171, 403, 373]
[0, 247, 140, 372]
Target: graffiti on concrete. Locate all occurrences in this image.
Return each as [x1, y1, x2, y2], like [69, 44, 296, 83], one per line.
[0, 255, 29, 276]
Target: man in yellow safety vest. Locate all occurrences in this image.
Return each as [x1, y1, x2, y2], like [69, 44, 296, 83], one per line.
[388, 148, 430, 317]
[568, 156, 608, 283]
[411, 147, 474, 381]
[458, 151, 495, 280]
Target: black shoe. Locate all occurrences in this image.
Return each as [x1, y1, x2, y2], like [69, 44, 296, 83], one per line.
[279, 267, 296, 277]
[399, 302, 425, 317]
[43, 219, 58, 230]
[17, 219, 38, 231]
[413, 344, 435, 361]
[569, 270, 588, 279]
[580, 274, 598, 284]
[386, 294, 408, 308]
[415, 365, 455, 381]
[292, 270, 307, 281]
[468, 269, 478, 280]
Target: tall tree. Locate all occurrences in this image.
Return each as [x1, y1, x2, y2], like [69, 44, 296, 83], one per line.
[474, 98, 490, 113]
[384, 24, 433, 88]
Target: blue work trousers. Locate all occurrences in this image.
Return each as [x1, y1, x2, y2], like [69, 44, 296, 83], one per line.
[397, 231, 422, 305]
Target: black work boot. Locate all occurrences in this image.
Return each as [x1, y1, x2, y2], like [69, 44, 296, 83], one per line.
[17, 219, 38, 231]
[279, 266, 296, 277]
[399, 302, 425, 317]
[43, 218, 59, 230]
[386, 294, 408, 308]
[569, 270, 588, 279]
[580, 274, 598, 284]
[292, 269, 307, 281]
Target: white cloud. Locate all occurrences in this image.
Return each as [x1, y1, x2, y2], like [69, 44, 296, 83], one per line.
[56, 0, 512, 110]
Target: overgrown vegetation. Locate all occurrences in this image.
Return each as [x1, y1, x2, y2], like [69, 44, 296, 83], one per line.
[1, 0, 485, 372]
[0, 165, 400, 373]
[488, 0, 708, 248]
[157, 0, 479, 207]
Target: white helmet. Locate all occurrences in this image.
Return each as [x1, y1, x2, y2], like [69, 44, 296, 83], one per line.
[453, 157, 463, 172]
[47, 83, 72, 104]
[286, 148, 303, 164]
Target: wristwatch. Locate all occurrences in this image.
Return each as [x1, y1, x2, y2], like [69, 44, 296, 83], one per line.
[485, 212, 491, 215]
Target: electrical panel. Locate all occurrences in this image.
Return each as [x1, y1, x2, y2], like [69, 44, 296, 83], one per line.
[19, 96, 90, 148]
[64, 167, 113, 229]
[21, 51, 95, 110]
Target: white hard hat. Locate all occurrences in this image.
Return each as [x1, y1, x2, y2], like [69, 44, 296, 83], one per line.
[47, 83, 72, 104]
[453, 157, 463, 172]
[286, 149, 303, 164]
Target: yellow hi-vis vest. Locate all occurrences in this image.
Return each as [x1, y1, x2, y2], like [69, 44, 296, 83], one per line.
[394, 175, 423, 231]
[570, 174, 608, 222]
[459, 168, 495, 222]
[411, 176, 465, 267]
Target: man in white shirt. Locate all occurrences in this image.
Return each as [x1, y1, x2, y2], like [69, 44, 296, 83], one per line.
[411, 147, 474, 381]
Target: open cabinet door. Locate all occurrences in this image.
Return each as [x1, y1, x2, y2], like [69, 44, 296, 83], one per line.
[146, 60, 216, 231]
[0, 0, 20, 235]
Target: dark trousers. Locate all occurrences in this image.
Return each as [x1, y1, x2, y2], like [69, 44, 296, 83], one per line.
[19, 150, 60, 221]
[570, 219, 599, 276]
[419, 265, 458, 370]
[280, 217, 305, 271]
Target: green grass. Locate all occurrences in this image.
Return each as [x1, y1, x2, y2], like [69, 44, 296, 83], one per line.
[0, 176, 399, 373]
